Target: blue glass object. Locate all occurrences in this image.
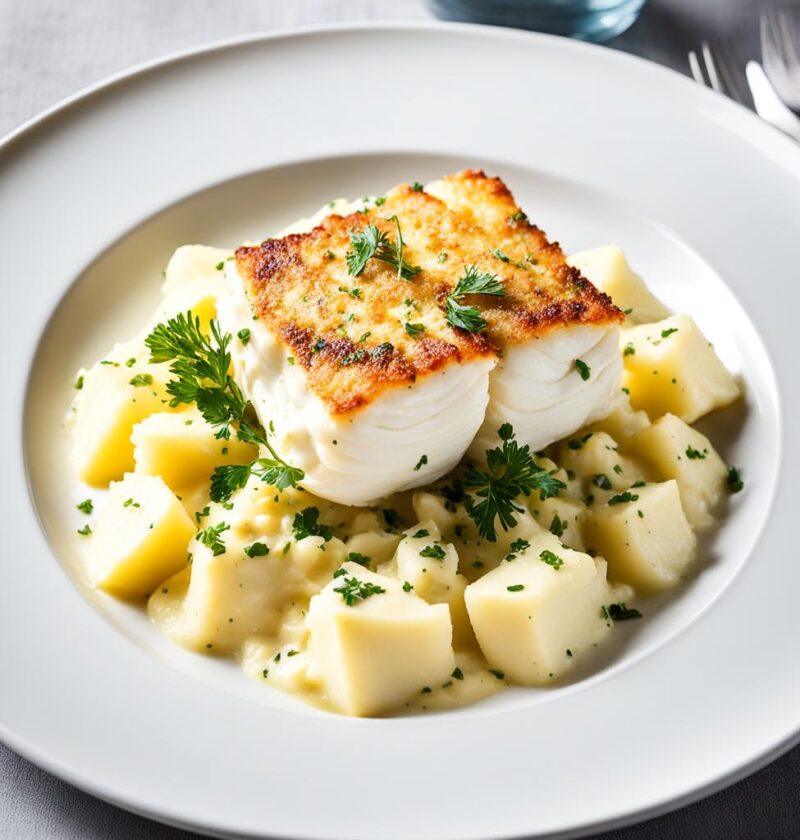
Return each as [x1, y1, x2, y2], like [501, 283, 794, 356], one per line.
[424, 0, 647, 42]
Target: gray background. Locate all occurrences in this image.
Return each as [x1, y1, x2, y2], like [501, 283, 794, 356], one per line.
[1, 1, 798, 838]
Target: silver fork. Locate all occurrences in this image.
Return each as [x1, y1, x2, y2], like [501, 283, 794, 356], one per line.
[689, 37, 800, 142]
[688, 40, 753, 108]
[760, 7, 800, 112]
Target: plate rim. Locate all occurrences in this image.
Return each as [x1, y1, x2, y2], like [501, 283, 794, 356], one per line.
[3, 20, 800, 840]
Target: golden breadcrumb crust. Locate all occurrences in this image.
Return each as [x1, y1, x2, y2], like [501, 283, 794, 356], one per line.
[235, 169, 622, 415]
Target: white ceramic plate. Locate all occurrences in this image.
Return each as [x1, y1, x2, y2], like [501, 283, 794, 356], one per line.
[2, 22, 799, 840]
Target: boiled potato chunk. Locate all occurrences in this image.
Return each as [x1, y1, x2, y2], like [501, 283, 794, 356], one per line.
[131, 408, 257, 496]
[631, 413, 728, 529]
[383, 521, 474, 649]
[72, 353, 173, 486]
[584, 394, 651, 451]
[558, 431, 648, 497]
[306, 562, 454, 716]
[584, 480, 696, 594]
[465, 535, 622, 685]
[87, 473, 194, 599]
[390, 520, 459, 603]
[161, 244, 230, 296]
[151, 484, 344, 653]
[621, 314, 739, 423]
[567, 245, 670, 325]
[530, 494, 586, 552]
[344, 531, 401, 569]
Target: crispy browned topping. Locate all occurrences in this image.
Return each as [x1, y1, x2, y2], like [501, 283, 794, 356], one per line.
[235, 169, 622, 415]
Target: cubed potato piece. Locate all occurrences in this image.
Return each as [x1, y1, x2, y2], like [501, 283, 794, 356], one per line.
[530, 494, 587, 552]
[584, 480, 696, 594]
[558, 431, 648, 496]
[153, 527, 344, 654]
[72, 355, 173, 486]
[161, 244, 230, 296]
[465, 535, 622, 685]
[390, 521, 459, 602]
[131, 408, 257, 495]
[567, 245, 671, 325]
[584, 394, 651, 451]
[344, 531, 401, 569]
[384, 521, 475, 650]
[631, 413, 728, 529]
[412, 492, 454, 536]
[306, 562, 454, 716]
[621, 314, 739, 423]
[87, 473, 194, 599]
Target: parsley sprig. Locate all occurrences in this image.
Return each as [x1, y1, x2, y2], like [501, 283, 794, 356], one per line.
[346, 217, 421, 280]
[463, 424, 566, 541]
[145, 311, 304, 502]
[445, 265, 505, 333]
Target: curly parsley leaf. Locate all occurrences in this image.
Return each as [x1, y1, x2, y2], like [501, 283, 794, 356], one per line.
[145, 311, 304, 501]
[463, 426, 566, 541]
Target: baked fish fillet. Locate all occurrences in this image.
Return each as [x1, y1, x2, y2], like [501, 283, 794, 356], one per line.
[218, 170, 622, 505]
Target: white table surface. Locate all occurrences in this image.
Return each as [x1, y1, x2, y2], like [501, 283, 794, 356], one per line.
[1, 1, 798, 838]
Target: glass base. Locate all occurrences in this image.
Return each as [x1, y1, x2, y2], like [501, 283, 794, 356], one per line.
[424, 0, 646, 43]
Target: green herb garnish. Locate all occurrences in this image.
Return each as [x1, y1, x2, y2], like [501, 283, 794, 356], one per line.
[602, 603, 642, 621]
[593, 473, 612, 490]
[463, 424, 565, 541]
[145, 311, 304, 501]
[244, 542, 269, 558]
[727, 466, 744, 493]
[345, 219, 421, 280]
[549, 513, 564, 537]
[345, 552, 371, 568]
[197, 522, 230, 556]
[539, 549, 564, 570]
[293, 507, 333, 542]
[608, 492, 639, 505]
[445, 265, 505, 333]
[129, 373, 153, 387]
[333, 576, 386, 606]
[686, 446, 707, 460]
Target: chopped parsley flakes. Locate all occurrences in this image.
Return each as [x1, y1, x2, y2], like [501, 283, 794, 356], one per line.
[602, 603, 642, 621]
[292, 507, 334, 542]
[244, 542, 269, 558]
[727, 466, 744, 493]
[333, 576, 386, 606]
[539, 549, 564, 570]
[129, 372, 153, 387]
[574, 359, 591, 381]
[608, 492, 639, 505]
